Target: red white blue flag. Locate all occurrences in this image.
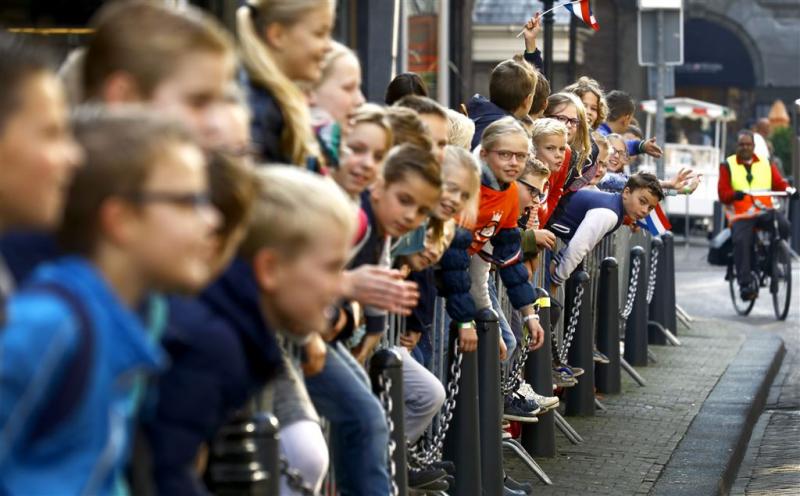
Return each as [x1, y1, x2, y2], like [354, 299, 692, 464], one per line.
[637, 204, 672, 236]
[565, 0, 600, 31]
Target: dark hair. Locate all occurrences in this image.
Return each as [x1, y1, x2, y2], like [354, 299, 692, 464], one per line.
[530, 69, 551, 116]
[489, 59, 536, 113]
[626, 124, 643, 139]
[624, 172, 664, 201]
[208, 152, 256, 243]
[385, 72, 429, 105]
[737, 129, 755, 142]
[605, 90, 635, 122]
[0, 32, 53, 133]
[382, 143, 442, 190]
[59, 107, 197, 255]
[394, 95, 447, 120]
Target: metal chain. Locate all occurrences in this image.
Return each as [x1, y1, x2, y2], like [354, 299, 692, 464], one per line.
[378, 373, 399, 496]
[501, 330, 533, 396]
[408, 339, 464, 467]
[646, 243, 660, 304]
[558, 282, 585, 365]
[279, 456, 316, 496]
[620, 255, 642, 322]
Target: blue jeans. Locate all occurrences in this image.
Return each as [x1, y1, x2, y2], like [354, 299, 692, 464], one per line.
[488, 278, 517, 363]
[305, 343, 390, 495]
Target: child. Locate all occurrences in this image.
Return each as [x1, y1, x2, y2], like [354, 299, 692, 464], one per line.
[310, 41, 365, 135]
[83, 1, 236, 151]
[598, 90, 662, 159]
[0, 110, 220, 494]
[446, 108, 476, 150]
[543, 92, 594, 194]
[386, 106, 435, 151]
[587, 132, 610, 189]
[466, 58, 537, 149]
[547, 172, 665, 288]
[395, 95, 449, 164]
[0, 34, 82, 303]
[237, 0, 334, 166]
[331, 103, 393, 199]
[385, 72, 429, 105]
[563, 76, 608, 131]
[518, 158, 552, 271]
[529, 117, 569, 243]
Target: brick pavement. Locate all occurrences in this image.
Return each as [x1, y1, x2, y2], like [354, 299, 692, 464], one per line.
[504, 319, 746, 495]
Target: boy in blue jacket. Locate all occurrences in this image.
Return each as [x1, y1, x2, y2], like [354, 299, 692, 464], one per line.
[0, 110, 221, 495]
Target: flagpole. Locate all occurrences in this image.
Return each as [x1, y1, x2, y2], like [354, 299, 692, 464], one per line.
[515, 0, 583, 38]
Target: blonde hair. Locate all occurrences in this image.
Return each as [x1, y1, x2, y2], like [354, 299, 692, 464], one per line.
[530, 117, 568, 146]
[237, 1, 330, 165]
[545, 92, 591, 173]
[442, 146, 481, 226]
[351, 103, 393, 151]
[445, 108, 475, 150]
[240, 166, 356, 259]
[316, 40, 358, 90]
[480, 116, 530, 152]
[563, 76, 608, 129]
[84, 1, 233, 100]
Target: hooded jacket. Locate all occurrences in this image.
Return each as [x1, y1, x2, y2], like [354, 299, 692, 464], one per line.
[0, 257, 164, 495]
[466, 94, 512, 150]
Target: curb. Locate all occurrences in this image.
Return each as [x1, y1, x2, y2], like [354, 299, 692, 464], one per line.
[650, 331, 786, 496]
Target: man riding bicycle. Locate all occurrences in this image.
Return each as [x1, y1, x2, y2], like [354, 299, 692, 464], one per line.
[717, 129, 796, 301]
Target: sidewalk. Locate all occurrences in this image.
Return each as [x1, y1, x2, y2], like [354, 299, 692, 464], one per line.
[505, 318, 747, 495]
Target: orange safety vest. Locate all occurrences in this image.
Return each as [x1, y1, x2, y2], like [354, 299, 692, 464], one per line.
[725, 154, 773, 222]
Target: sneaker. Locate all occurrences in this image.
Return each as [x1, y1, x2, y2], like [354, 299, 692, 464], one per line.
[593, 349, 611, 364]
[504, 394, 541, 422]
[555, 362, 584, 378]
[552, 369, 577, 388]
[518, 382, 559, 411]
[408, 467, 447, 488]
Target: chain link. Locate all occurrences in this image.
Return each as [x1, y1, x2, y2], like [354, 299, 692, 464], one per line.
[558, 282, 584, 364]
[646, 243, 660, 304]
[501, 329, 533, 396]
[279, 456, 317, 496]
[409, 339, 464, 467]
[620, 255, 642, 322]
[378, 373, 399, 496]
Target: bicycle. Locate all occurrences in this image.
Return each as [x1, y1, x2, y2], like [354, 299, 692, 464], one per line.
[726, 190, 793, 320]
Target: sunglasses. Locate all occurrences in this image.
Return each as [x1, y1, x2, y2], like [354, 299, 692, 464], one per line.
[517, 178, 548, 202]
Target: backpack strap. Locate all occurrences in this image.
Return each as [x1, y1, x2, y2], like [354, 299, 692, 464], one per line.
[26, 282, 94, 443]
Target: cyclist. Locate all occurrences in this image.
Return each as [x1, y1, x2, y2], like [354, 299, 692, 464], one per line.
[717, 129, 795, 301]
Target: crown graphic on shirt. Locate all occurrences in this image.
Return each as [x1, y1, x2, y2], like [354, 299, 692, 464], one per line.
[491, 211, 503, 222]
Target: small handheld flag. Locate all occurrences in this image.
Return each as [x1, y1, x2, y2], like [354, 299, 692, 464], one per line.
[515, 1, 600, 38]
[565, 0, 600, 32]
[636, 204, 672, 236]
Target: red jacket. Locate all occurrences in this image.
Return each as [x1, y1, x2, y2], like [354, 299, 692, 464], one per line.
[539, 146, 573, 226]
[717, 154, 788, 204]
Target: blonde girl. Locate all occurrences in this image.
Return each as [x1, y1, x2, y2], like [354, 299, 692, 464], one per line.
[237, 0, 335, 165]
[332, 103, 393, 198]
[311, 41, 366, 135]
[543, 92, 591, 169]
[563, 76, 608, 130]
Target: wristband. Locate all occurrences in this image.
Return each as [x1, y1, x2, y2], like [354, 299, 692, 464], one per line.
[522, 313, 540, 323]
[458, 321, 475, 330]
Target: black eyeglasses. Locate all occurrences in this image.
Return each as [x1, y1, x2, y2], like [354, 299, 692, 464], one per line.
[551, 114, 581, 128]
[127, 191, 212, 209]
[517, 178, 548, 202]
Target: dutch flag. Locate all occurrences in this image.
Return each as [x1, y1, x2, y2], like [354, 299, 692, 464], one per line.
[637, 204, 672, 237]
[565, 0, 600, 32]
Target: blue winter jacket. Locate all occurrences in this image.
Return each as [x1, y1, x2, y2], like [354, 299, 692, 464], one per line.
[466, 94, 512, 150]
[0, 257, 164, 495]
[597, 122, 644, 157]
[437, 227, 477, 324]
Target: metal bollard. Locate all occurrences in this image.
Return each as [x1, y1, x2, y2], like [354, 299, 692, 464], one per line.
[647, 237, 667, 346]
[369, 348, 408, 496]
[564, 270, 594, 416]
[206, 411, 281, 496]
[521, 288, 556, 457]
[475, 307, 504, 496]
[662, 232, 678, 337]
[596, 257, 621, 394]
[442, 322, 482, 496]
[624, 246, 648, 367]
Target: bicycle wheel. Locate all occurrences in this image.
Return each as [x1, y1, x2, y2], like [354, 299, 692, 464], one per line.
[771, 239, 792, 320]
[728, 263, 756, 316]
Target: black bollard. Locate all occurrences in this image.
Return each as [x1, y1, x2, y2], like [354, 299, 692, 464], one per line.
[369, 348, 408, 496]
[442, 322, 482, 496]
[596, 257, 621, 394]
[624, 245, 648, 367]
[648, 237, 667, 346]
[662, 232, 678, 337]
[564, 271, 594, 416]
[475, 307, 503, 496]
[206, 411, 281, 496]
[521, 287, 556, 457]
[791, 196, 800, 254]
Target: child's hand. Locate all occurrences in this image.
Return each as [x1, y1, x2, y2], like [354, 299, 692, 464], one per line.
[398, 331, 422, 352]
[499, 335, 508, 361]
[522, 12, 542, 52]
[534, 229, 556, 250]
[642, 138, 663, 158]
[525, 318, 545, 351]
[301, 333, 327, 377]
[342, 265, 420, 315]
[458, 324, 478, 353]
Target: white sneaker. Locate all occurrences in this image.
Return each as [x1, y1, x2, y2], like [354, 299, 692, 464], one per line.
[518, 381, 560, 411]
